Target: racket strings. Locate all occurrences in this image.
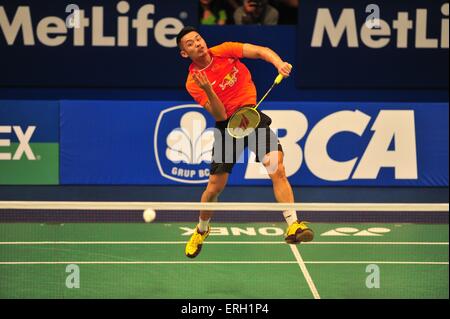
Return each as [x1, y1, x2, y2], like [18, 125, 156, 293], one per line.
[228, 108, 260, 138]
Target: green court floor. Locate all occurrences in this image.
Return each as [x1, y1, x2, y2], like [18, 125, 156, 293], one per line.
[0, 222, 448, 299]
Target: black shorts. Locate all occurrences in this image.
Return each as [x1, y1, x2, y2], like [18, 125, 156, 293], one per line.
[210, 111, 283, 175]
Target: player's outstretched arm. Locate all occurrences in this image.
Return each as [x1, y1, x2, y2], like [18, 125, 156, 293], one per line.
[242, 43, 292, 78]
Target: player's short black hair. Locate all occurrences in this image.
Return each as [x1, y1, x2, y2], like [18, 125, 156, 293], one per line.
[176, 26, 198, 49]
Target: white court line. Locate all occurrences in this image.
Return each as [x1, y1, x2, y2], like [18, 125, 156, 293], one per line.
[304, 261, 449, 265]
[0, 201, 448, 212]
[289, 245, 321, 299]
[0, 241, 448, 245]
[0, 261, 447, 265]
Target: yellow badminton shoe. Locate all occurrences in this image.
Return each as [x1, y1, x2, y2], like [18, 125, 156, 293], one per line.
[285, 221, 314, 244]
[185, 226, 211, 258]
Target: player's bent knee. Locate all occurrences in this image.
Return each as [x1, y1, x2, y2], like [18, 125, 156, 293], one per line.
[205, 187, 223, 198]
[205, 172, 228, 196]
[268, 163, 287, 181]
[263, 153, 286, 178]
[263, 151, 283, 169]
[205, 181, 226, 197]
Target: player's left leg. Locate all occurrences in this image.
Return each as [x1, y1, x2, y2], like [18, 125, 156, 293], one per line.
[262, 150, 293, 204]
[263, 150, 314, 244]
[251, 112, 314, 243]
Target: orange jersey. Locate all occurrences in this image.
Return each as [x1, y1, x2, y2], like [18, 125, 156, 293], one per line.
[185, 42, 257, 118]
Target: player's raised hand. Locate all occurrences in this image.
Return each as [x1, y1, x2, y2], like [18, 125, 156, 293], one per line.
[277, 62, 293, 78]
[192, 71, 212, 91]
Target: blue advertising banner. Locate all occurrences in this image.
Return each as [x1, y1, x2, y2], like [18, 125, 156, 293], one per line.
[3, 0, 448, 91]
[0, 101, 59, 142]
[60, 100, 449, 186]
[296, 0, 449, 89]
[0, 0, 197, 87]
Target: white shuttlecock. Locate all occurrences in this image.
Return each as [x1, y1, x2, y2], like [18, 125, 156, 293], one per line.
[143, 209, 156, 223]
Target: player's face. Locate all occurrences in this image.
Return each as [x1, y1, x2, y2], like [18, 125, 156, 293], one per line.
[180, 32, 209, 60]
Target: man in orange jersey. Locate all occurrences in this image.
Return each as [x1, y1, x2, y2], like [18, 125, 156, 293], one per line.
[176, 26, 313, 258]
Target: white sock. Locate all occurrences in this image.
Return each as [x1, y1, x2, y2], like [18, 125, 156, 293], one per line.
[198, 217, 210, 233]
[283, 210, 298, 226]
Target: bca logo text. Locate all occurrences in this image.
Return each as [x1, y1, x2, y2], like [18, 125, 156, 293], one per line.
[154, 105, 214, 184]
[246, 109, 417, 181]
[155, 107, 418, 183]
[0, 126, 36, 160]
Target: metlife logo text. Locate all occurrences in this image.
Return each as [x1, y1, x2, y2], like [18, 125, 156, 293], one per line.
[311, 2, 449, 49]
[0, 1, 187, 47]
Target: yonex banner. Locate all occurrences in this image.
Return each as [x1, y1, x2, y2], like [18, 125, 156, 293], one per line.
[296, 0, 449, 89]
[60, 101, 449, 186]
[0, 100, 59, 185]
[0, 0, 197, 87]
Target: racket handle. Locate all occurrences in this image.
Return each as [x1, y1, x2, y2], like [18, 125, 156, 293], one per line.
[274, 74, 284, 85]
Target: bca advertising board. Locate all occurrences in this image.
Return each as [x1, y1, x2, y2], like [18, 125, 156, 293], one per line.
[60, 101, 448, 186]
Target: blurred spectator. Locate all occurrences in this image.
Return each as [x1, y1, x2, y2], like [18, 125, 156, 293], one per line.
[223, 0, 242, 24]
[234, 0, 279, 25]
[199, 0, 228, 25]
[271, 0, 298, 25]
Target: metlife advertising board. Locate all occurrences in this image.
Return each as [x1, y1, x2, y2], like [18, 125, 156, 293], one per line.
[0, 0, 197, 87]
[0, 100, 59, 185]
[60, 101, 448, 186]
[296, 0, 449, 88]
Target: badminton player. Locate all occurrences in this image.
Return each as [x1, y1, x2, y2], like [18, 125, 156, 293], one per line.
[176, 26, 313, 258]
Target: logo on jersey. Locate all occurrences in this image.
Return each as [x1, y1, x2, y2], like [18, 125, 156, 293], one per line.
[219, 66, 239, 90]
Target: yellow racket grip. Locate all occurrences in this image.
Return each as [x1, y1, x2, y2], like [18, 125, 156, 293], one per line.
[274, 64, 293, 84]
[274, 74, 284, 85]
